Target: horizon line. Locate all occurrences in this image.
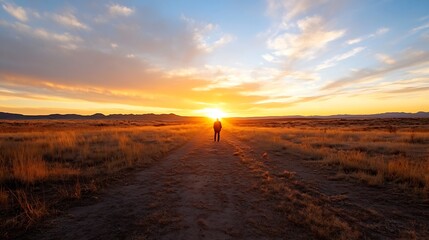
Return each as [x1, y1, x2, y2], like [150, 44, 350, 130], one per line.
[1, 110, 428, 119]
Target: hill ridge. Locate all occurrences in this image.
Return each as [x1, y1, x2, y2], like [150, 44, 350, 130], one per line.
[0, 111, 428, 120]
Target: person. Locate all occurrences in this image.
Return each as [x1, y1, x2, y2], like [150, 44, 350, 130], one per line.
[213, 118, 222, 142]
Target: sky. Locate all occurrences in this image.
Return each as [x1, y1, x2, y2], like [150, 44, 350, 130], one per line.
[0, 0, 428, 117]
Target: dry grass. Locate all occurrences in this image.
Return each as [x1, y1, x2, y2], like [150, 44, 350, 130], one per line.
[0, 120, 201, 236]
[228, 118, 429, 238]
[10, 190, 48, 225]
[0, 123, 199, 184]
[230, 139, 360, 239]
[230, 118, 429, 195]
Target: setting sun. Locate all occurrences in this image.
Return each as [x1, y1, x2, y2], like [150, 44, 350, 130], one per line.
[202, 108, 226, 120]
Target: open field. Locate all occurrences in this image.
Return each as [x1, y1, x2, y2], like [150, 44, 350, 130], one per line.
[229, 118, 429, 195]
[0, 120, 202, 237]
[1, 118, 429, 239]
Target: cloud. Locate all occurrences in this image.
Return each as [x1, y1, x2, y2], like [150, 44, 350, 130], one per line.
[408, 65, 429, 75]
[411, 22, 429, 33]
[267, 16, 345, 60]
[52, 12, 89, 30]
[266, 0, 329, 28]
[187, 65, 260, 90]
[322, 50, 429, 91]
[419, 15, 429, 21]
[346, 27, 389, 45]
[348, 75, 429, 97]
[317, 47, 365, 70]
[182, 16, 234, 53]
[0, 21, 255, 113]
[387, 86, 429, 94]
[212, 34, 234, 49]
[84, 11, 214, 65]
[0, 20, 82, 49]
[375, 27, 389, 35]
[262, 54, 275, 62]
[0, 67, 265, 115]
[255, 95, 327, 108]
[392, 22, 428, 43]
[166, 65, 286, 98]
[376, 53, 395, 65]
[346, 38, 362, 45]
[108, 4, 134, 17]
[2, 2, 27, 22]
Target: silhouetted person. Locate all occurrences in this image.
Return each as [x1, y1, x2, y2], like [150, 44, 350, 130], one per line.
[213, 118, 222, 142]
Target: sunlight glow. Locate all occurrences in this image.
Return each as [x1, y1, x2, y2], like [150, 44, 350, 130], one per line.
[201, 108, 226, 120]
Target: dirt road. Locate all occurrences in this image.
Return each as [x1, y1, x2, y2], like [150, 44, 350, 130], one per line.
[27, 129, 429, 239]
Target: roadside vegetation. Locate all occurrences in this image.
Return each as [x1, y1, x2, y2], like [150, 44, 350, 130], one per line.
[0, 120, 201, 237]
[230, 138, 360, 239]
[230, 118, 429, 196]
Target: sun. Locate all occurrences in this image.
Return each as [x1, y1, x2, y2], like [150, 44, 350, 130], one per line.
[202, 108, 226, 120]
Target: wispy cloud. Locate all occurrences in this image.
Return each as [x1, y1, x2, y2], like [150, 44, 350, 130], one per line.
[375, 27, 389, 35]
[266, 0, 328, 28]
[183, 16, 234, 53]
[411, 22, 429, 33]
[317, 47, 365, 70]
[376, 53, 395, 65]
[52, 12, 89, 30]
[255, 95, 327, 109]
[89, 11, 217, 64]
[346, 38, 362, 45]
[262, 54, 276, 62]
[322, 50, 429, 91]
[387, 86, 429, 94]
[346, 27, 389, 45]
[408, 65, 429, 75]
[0, 20, 82, 49]
[2, 2, 27, 22]
[267, 16, 345, 60]
[108, 4, 134, 17]
[419, 15, 429, 21]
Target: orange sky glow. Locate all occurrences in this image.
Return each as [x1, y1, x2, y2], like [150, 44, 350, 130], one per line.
[0, 1, 428, 117]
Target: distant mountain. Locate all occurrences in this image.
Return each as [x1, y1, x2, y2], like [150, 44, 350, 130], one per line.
[321, 112, 429, 119]
[231, 111, 429, 120]
[0, 112, 194, 121]
[0, 111, 428, 120]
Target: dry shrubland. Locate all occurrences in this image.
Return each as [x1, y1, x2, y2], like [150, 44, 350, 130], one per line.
[230, 118, 429, 196]
[0, 120, 201, 236]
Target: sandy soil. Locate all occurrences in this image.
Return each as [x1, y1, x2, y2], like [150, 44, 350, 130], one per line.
[25, 129, 429, 239]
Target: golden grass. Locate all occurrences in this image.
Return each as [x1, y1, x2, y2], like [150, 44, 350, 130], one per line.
[11, 190, 48, 225]
[230, 139, 360, 239]
[228, 118, 429, 238]
[0, 120, 202, 235]
[229, 119, 429, 195]
[0, 124, 199, 184]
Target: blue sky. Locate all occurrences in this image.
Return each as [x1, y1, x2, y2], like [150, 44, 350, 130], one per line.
[0, 0, 428, 116]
